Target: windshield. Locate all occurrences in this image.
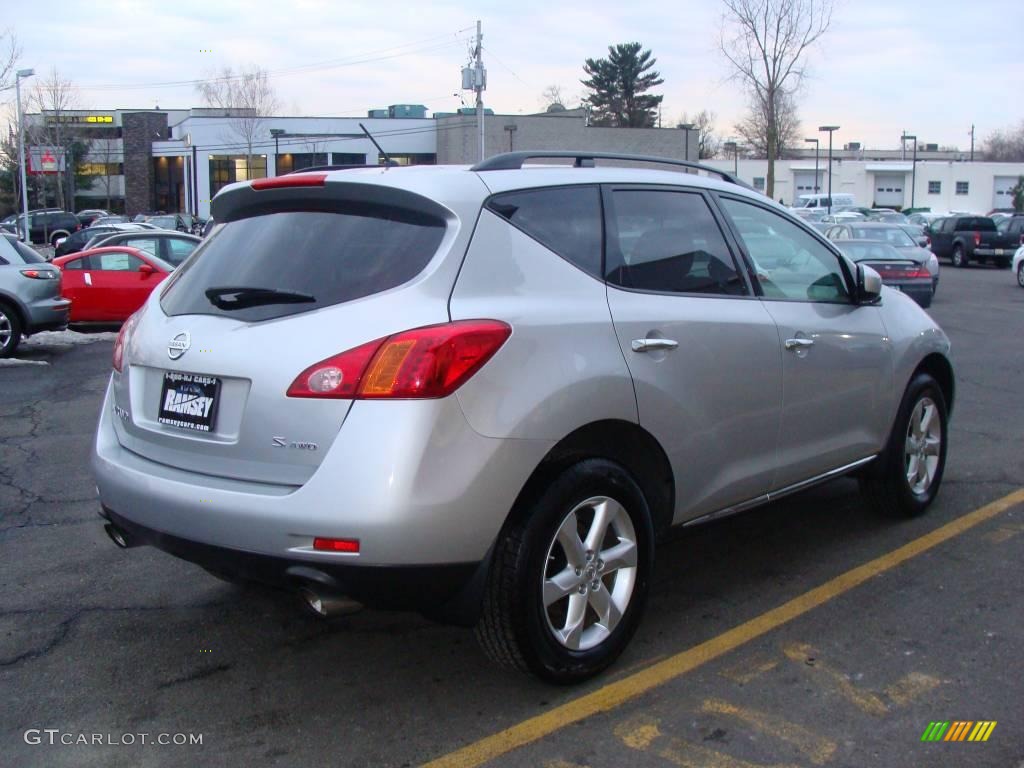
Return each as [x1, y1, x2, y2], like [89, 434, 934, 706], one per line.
[836, 241, 902, 262]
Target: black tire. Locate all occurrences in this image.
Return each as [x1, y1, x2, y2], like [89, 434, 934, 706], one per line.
[918, 294, 932, 309]
[476, 458, 654, 683]
[861, 372, 948, 518]
[951, 244, 968, 268]
[1017, 262, 1024, 288]
[0, 301, 23, 358]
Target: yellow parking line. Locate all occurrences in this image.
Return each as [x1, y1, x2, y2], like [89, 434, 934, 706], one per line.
[700, 698, 837, 765]
[422, 488, 1024, 768]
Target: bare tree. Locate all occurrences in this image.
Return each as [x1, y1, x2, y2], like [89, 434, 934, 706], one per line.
[30, 68, 82, 211]
[678, 109, 720, 159]
[539, 84, 571, 111]
[196, 65, 280, 178]
[0, 28, 21, 95]
[720, 0, 833, 196]
[982, 121, 1024, 162]
[733, 91, 801, 159]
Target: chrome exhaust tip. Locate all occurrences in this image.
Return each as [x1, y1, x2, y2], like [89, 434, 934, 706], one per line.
[104, 522, 132, 549]
[298, 586, 363, 618]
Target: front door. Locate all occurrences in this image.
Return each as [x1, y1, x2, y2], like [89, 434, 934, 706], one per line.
[716, 195, 894, 490]
[604, 186, 782, 522]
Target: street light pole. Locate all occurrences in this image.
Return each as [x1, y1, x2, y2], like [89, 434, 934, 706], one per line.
[907, 134, 918, 209]
[679, 123, 695, 161]
[16, 68, 35, 242]
[804, 138, 820, 193]
[269, 129, 285, 175]
[818, 125, 840, 214]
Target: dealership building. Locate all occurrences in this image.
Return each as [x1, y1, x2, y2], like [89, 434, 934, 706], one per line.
[23, 106, 1024, 218]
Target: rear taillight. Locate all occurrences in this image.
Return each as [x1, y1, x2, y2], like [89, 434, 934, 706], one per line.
[112, 312, 141, 373]
[973, 231, 981, 247]
[925, 236, 931, 247]
[313, 537, 360, 553]
[287, 320, 512, 399]
[19, 269, 58, 280]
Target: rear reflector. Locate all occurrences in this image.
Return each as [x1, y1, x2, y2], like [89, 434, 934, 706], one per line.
[313, 537, 360, 553]
[287, 320, 512, 399]
[251, 173, 327, 191]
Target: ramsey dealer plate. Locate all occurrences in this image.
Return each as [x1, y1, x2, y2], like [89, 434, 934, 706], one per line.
[158, 372, 221, 432]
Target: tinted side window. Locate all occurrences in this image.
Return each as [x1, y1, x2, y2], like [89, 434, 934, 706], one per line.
[721, 197, 849, 303]
[161, 207, 446, 322]
[96, 252, 145, 271]
[63, 257, 86, 270]
[487, 186, 602, 278]
[606, 189, 745, 296]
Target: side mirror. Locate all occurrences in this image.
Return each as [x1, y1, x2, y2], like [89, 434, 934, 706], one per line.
[138, 263, 156, 277]
[856, 263, 882, 304]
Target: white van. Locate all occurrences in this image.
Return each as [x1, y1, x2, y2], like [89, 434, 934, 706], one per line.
[792, 193, 856, 213]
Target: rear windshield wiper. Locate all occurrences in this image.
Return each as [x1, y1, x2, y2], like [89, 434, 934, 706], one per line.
[205, 286, 316, 310]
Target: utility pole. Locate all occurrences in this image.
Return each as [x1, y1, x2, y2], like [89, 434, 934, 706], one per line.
[462, 22, 487, 162]
[969, 124, 975, 162]
[16, 69, 35, 241]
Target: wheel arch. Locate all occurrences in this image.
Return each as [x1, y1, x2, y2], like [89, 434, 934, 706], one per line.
[432, 419, 675, 627]
[0, 290, 28, 329]
[913, 353, 955, 416]
[502, 419, 675, 539]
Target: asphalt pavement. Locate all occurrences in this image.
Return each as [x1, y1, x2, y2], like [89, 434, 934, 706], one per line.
[1, 266, 1021, 768]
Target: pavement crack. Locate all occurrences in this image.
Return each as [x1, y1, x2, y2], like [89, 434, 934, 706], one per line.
[157, 663, 233, 689]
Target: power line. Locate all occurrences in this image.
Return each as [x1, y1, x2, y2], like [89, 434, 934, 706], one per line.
[72, 34, 474, 93]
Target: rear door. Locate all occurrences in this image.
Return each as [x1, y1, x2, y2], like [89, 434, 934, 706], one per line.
[717, 195, 893, 489]
[111, 189, 458, 486]
[603, 186, 782, 521]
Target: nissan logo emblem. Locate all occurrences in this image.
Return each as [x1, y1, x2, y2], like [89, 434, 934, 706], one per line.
[167, 331, 191, 360]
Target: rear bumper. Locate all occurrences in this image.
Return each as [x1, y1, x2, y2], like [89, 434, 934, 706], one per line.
[93, 378, 552, 568]
[887, 280, 933, 306]
[25, 297, 70, 333]
[100, 504, 481, 616]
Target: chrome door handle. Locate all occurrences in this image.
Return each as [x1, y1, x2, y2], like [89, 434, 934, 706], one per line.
[631, 338, 679, 352]
[784, 338, 814, 350]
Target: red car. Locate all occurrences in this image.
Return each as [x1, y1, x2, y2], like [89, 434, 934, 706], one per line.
[53, 246, 173, 322]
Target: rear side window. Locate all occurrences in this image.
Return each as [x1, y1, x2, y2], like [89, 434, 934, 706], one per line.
[160, 207, 446, 322]
[487, 186, 602, 278]
[606, 189, 746, 296]
[955, 217, 996, 232]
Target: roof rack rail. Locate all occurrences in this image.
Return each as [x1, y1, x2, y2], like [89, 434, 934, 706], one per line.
[470, 151, 748, 188]
[286, 163, 395, 175]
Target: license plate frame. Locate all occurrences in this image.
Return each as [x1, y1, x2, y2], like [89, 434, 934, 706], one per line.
[157, 372, 221, 433]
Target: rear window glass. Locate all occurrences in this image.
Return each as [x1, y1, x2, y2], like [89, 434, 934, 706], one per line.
[955, 217, 996, 232]
[0, 237, 45, 264]
[487, 186, 602, 278]
[160, 207, 446, 322]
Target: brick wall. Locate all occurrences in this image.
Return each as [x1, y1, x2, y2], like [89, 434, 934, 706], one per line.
[122, 113, 169, 216]
[436, 113, 697, 165]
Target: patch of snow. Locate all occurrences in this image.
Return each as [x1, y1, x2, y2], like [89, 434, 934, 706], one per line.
[23, 330, 119, 347]
[0, 357, 49, 367]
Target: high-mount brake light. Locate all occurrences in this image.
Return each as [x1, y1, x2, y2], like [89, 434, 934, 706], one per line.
[286, 320, 512, 400]
[251, 173, 327, 191]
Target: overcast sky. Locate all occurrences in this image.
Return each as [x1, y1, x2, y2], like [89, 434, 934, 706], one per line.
[9, 0, 1023, 150]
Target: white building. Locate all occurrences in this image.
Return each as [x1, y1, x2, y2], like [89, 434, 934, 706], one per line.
[703, 157, 1024, 213]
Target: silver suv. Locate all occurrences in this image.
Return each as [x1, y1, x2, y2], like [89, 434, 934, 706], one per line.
[93, 152, 954, 682]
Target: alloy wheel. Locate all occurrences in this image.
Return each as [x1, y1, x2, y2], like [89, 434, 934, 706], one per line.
[905, 396, 942, 495]
[541, 496, 638, 651]
[0, 310, 11, 350]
